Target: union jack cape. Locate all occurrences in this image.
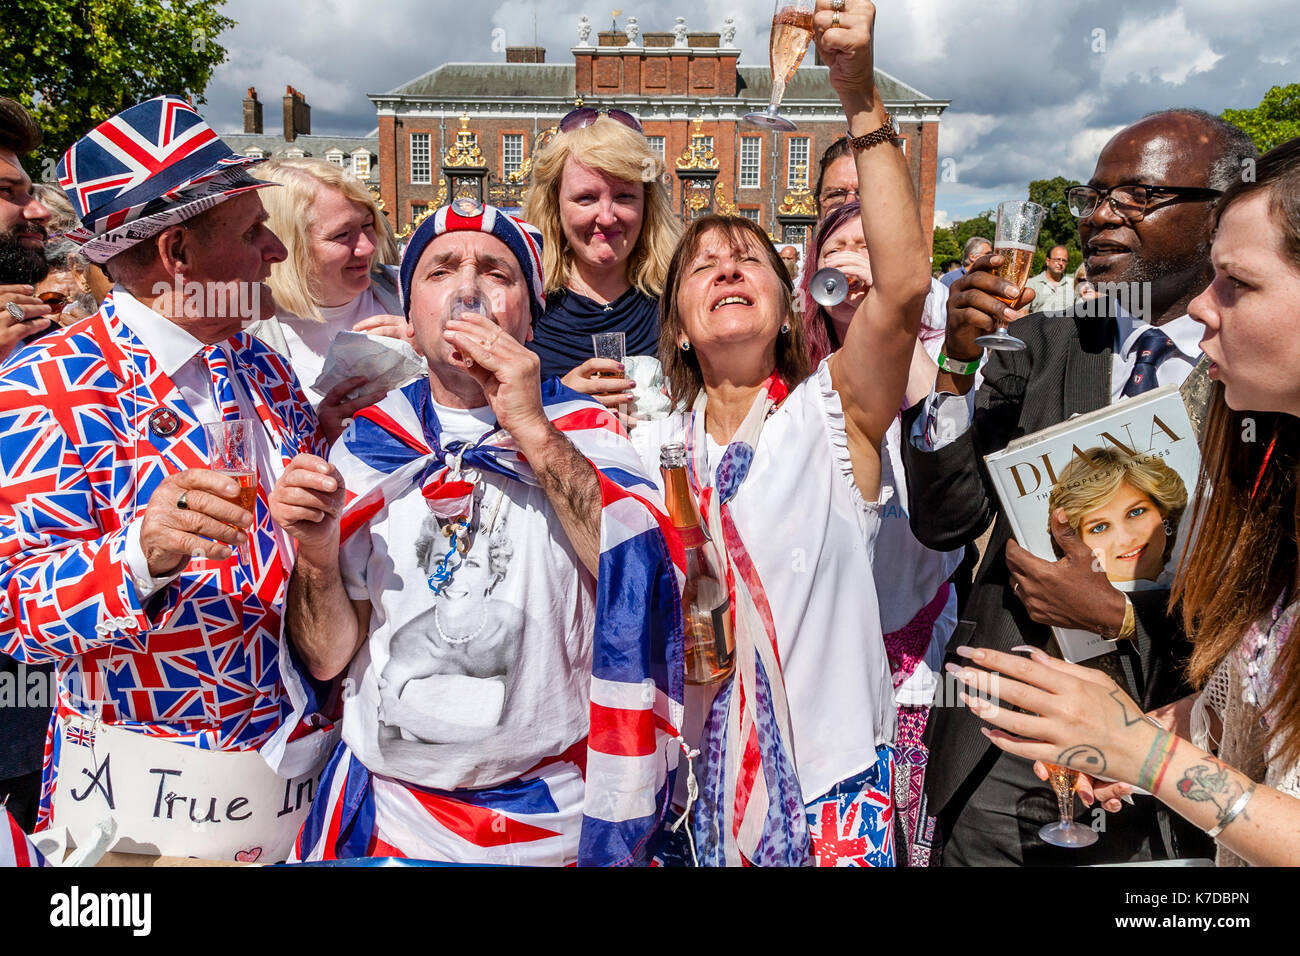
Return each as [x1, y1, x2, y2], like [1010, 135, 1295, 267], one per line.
[0, 292, 326, 828]
[293, 378, 686, 865]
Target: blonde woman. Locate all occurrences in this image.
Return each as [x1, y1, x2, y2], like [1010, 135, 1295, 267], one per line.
[1047, 447, 1188, 584]
[248, 157, 409, 442]
[522, 111, 679, 410]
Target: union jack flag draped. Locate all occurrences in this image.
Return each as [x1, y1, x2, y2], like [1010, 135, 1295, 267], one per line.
[0, 293, 326, 828]
[1, 806, 50, 868]
[292, 378, 686, 865]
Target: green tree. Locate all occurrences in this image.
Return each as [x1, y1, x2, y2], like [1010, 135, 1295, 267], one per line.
[931, 225, 961, 267]
[1028, 176, 1083, 275]
[953, 211, 996, 253]
[1223, 84, 1300, 153]
[1, 0, 235, 173]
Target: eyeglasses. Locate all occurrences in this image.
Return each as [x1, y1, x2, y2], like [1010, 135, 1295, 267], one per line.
[559, 107, 643, 135]
[819, 187, 860, 209]
[1067, 183, 1222, 221]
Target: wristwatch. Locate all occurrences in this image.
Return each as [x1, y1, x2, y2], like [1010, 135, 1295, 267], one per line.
[847, 112, 900, 151]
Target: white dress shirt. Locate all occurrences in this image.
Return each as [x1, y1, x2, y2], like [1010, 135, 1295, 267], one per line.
[113, 288, 289, 599]
[913, 308, 1203, 452]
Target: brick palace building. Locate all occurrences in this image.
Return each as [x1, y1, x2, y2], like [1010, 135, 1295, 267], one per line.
[368, 13, 947, 250]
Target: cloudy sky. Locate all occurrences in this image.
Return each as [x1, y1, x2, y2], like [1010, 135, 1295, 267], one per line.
[203, 0, 1295, 225]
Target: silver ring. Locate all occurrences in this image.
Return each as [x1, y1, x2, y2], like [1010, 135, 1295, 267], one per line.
[830, 0, 845, 10]
[177, 491, 190, 511]
[5, 302, 25, 321]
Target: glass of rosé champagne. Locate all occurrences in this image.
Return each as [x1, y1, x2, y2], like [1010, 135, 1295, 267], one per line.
[1038, 762, 1100, 848]
[974, 200, 1047, 352]
[744, 0, 815, 131]
[204, 419, 257, 561]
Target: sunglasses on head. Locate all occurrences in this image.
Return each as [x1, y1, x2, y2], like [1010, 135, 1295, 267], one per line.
[559, 107, 643, 134]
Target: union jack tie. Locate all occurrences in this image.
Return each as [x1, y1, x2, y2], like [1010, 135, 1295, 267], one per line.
[204, 344, 241, 421]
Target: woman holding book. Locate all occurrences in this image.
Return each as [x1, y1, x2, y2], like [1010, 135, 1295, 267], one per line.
[632, 0, 932, 866]
[947, 136, 1300, 866]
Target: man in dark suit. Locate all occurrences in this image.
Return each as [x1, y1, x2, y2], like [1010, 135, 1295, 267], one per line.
[902, 109, 1257, 865]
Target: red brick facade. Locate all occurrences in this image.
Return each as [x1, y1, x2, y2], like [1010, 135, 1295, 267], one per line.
[371, 30, 945, 251]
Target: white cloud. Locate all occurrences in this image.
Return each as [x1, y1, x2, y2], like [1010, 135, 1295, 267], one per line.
[189, 0, 1282, 228]
[1100, 7, 1223, 86]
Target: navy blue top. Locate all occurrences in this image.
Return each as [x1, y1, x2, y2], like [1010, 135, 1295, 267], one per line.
[528, 286, 661, 380]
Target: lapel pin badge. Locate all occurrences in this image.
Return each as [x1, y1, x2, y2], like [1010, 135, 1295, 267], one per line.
[148, 407, 180, 438]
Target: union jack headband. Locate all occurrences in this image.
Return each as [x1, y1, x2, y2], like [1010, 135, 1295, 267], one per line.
[57, 95, 274, 264]
[399, 197, 546, 323]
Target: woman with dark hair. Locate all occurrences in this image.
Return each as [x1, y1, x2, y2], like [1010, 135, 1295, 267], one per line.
[797, 200, 960, 865]
[632, 0, 932, 866]
[948, 136, 1300, 866]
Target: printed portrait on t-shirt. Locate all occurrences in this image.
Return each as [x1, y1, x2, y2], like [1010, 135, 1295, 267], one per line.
[377, 489, 524, 746]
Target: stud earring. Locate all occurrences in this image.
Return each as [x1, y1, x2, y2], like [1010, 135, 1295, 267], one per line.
[680, 340, 692, 351]
[780, 323, 790, 334]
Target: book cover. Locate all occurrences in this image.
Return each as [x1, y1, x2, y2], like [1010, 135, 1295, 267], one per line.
[983, 385, 1200, 662]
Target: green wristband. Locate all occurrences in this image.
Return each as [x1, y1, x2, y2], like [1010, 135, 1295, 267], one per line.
[937, 351, 982, 376]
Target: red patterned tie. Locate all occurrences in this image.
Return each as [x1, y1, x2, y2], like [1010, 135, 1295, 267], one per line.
[203, 345, 242, 421]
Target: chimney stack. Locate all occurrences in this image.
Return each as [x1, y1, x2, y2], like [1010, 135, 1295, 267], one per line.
[282, 85, 311, 142]
[505, 46, 546, 63]
[242, 87, 263, 134]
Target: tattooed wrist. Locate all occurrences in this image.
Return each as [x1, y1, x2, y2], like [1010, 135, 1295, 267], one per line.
[1174, 757, 1253, 835]
[1137, 728, 1177, 792]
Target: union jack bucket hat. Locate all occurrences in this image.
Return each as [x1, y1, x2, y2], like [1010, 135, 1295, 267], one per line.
[57, 95, 273, 264]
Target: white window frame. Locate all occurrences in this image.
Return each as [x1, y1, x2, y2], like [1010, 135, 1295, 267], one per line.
[351, 149, 371, 179]
[324, 148, 344, 167]
[410, 133, 431, 185]
[284, 147, 305, 160]
[739, 137, 762, 189]
[502, 134, 524, 177]
[243, 147, 265, 160]
[646, 135, 666, 161]
[786, 137, 810, 188]
[738, 207, 760, 224]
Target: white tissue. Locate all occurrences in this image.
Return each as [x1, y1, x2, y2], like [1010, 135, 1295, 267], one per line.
[312, 330, 427, 398]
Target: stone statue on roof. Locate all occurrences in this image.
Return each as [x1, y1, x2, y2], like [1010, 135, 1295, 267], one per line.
[577, 15, 592, 46]
[721, 16, 736, 48]
[673, 17, 688, 47]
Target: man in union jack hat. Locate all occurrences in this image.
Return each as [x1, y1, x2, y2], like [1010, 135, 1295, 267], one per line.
[0, 96, 333, 862]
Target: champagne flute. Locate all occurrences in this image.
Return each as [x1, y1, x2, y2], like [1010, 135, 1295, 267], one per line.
[973, 200, 1047, 352]
[204, 419, 257, 562]
[744, 0, 815, 131]
[1038, 762, 1099, 848]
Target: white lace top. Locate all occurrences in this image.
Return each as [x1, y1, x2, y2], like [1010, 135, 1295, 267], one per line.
[1191, 595, 1300, 865]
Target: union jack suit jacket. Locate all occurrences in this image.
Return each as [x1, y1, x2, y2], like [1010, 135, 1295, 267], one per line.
[0, 292, 324, 820]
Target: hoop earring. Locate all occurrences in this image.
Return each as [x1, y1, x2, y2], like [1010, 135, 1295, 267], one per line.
[1162, 518, 1174, 537]
[680, 340, 691, 352]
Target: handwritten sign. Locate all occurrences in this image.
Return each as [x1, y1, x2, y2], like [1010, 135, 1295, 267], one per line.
[51, 713, 334, 863]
